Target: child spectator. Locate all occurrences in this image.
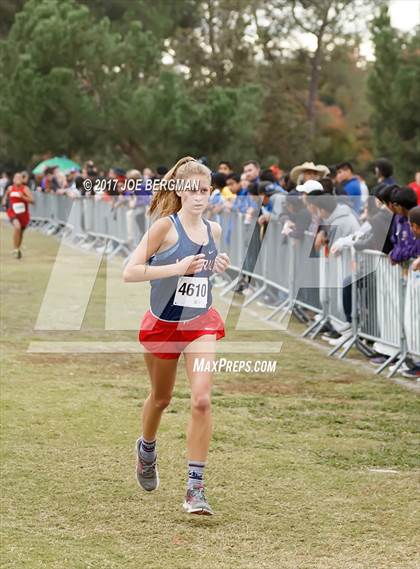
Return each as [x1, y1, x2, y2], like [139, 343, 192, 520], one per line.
[408, 206, 420, 271]
[389, 187, 417, 264]
[225, 173, 241, 196]
[351, 184, 395, 254]
[212, 171, 235, 204]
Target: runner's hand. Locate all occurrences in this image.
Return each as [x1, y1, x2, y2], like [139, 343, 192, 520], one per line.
[214, 253, 230, 273]
[175, 254, 206, 276]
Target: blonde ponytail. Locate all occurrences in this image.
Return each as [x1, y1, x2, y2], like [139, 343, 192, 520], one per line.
[149, 156, 212, 218]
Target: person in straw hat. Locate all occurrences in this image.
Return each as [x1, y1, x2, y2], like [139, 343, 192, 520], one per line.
[290, 161, 330, 185]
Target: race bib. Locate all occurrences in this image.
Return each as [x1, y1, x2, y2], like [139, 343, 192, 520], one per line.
[173, 276, 208, 308]
[12, 203, 26, 214]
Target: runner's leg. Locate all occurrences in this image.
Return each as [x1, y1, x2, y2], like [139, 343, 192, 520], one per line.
[183, 334, 216, 462]
[17, 225, 25, 248]
[141, 353, 178, 441]
[11, 219, 21, 249]
[182, 334, 216, 514]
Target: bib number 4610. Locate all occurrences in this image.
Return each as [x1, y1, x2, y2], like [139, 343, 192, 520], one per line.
[174, 276, 208, 308]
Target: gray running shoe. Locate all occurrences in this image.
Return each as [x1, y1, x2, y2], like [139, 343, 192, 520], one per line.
[135, 438, 159, 492]
[183, 484, 214, 515]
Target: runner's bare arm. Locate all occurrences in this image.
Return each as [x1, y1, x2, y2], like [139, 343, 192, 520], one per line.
[22, 186, 35, 204]
[1, 187, 10, 207]
[209, 221, 230, 273]
[123, 217, 205, 282]
[209, 221, 222, 247]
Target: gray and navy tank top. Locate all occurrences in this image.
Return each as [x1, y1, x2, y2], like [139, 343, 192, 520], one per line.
[148, 212, 218, 321]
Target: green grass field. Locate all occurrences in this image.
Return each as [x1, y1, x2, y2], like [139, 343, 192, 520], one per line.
[1, 222, 419, 569]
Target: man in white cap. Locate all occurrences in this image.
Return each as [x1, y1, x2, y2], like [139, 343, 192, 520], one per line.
[290, 161, 330, 185]
[295, 179, 324, 195]
[294, 179, 325, 237]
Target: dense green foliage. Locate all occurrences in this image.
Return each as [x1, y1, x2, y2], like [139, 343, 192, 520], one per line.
[0, 0, 417, 178]
[368, 5, 420, 181]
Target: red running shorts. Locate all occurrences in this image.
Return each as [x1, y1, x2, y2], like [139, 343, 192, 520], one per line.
[139, 306, 225, 359]
[7, 209, 30, 229]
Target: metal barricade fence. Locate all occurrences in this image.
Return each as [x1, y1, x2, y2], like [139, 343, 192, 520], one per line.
[93, 198, 109, 237]
[83, 197, 95, 234]
[329, 248, 419, 377]
[222, 211, 247, 270]
[294, 232, 322, 313]
[130, 206, 149, 246]
[218, 211, 248, 296]
[405, 266, 420, 358]
[29, 193, 131, 254]
[55, 195, 73, 226]
[356, 250, 401, 349]
[28, 191, 45, 226]
[328, 246, 352, 326]
[30, 191, 55, 230]
[66, 198, 84, 240]
[302, 244, 351, 338]
[263, 220, 290, 294]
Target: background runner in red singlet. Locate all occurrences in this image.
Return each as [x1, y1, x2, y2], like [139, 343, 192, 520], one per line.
[2, 172, 34, 259]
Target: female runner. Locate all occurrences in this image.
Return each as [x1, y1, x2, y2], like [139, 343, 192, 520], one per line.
[123, 157, 230, 515]
[2, 172, 34, 259]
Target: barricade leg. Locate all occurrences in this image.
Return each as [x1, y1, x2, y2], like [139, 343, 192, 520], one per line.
[220, 275, 241, 296]
[242, 281, 267, 307]
[265, 297, 289, 321]
[374, 353, 398, 375]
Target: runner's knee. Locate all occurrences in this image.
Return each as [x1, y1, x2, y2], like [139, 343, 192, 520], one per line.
[191, 394, 211, 413]
[151, 395, 172, 410]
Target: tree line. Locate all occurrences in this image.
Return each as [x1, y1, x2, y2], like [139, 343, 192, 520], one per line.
[0, 0, 418, 181]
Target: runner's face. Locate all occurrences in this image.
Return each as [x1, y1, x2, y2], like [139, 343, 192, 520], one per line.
[13, 173, 22, 185]
[180, 175, 211, 213]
